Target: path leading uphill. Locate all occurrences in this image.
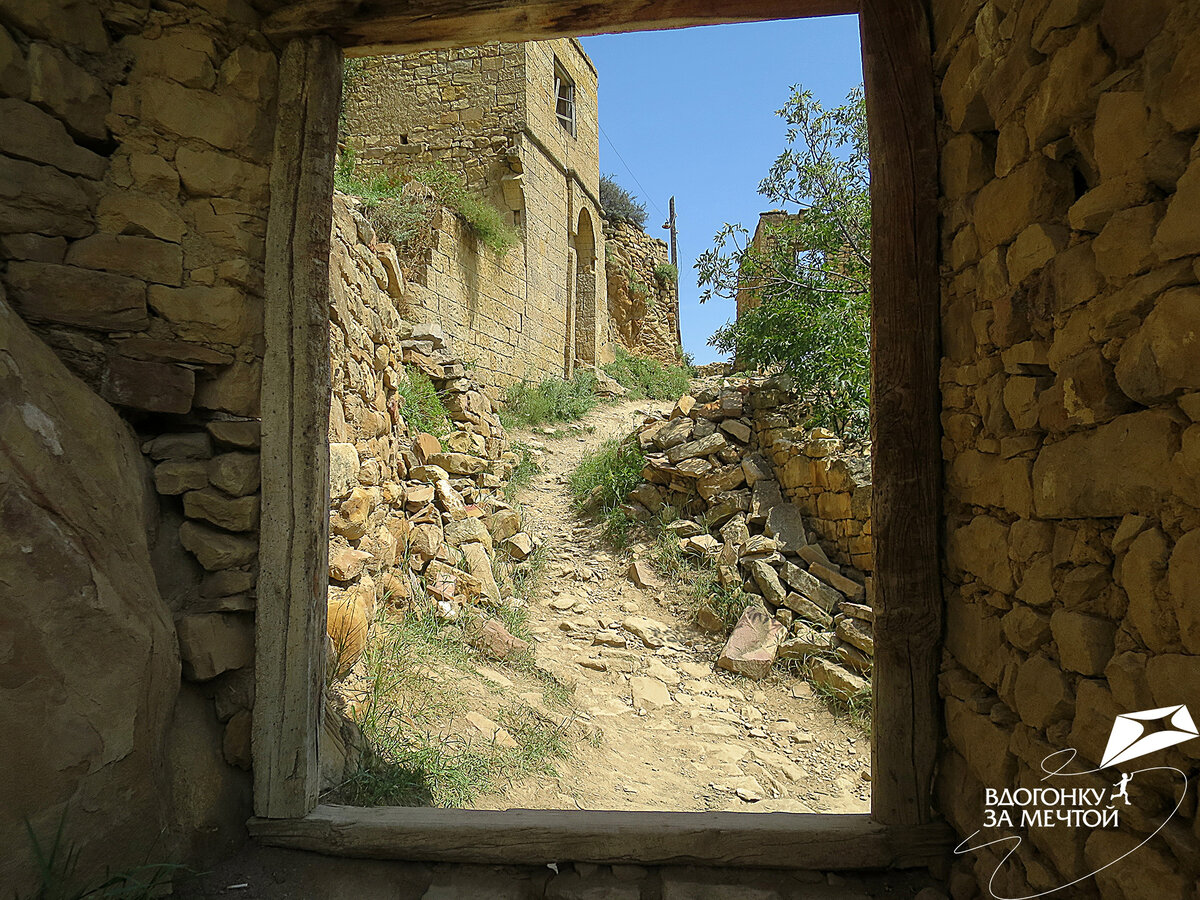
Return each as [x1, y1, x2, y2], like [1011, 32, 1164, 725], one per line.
[477, 398, 870, 814]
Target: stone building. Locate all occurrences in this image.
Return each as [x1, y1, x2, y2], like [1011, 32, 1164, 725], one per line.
[4, 0, 1200, 897]
[340, 39, 608, 385]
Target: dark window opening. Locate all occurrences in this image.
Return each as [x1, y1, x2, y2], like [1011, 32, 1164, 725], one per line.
[554, 60, 576, 136]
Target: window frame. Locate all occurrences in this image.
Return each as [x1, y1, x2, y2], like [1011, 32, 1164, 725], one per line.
[553, 57, 577, 136]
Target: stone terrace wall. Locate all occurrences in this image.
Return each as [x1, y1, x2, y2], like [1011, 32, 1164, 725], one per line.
[0, 0, 276, 889]
[604, 218, 682, 365]
[746, 381, 873, 576]
[933, 0, 1200, 895]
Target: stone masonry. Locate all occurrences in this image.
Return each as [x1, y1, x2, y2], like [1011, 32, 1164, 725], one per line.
[341, 39, 608, 387]
[934, 0, 1200, 895]
[604, 217, 683, 366]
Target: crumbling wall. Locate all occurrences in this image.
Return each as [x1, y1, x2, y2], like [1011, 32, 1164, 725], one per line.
[604, 218, 681, 365]
[933, 0, 1200, 895]
[0, 0, 275, 885]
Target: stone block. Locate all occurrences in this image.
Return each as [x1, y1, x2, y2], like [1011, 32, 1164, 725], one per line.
[1001, 605, 1052, 652]
[27, 42, 108, 140]
[207, 421, 260, 450]
[5, 261, 148, 332]
[974, 157, 1071, 252]
[1051, 610, 1115, 676]
[808, 657, 868, 700]
[1117, 526, 1175, 653]
[941, 133, 991, 198]
[97, 192, 187, 244]
[148, 284, 254, 345]
[101, 355, 194, 414]
[207, 452, 260, 497]
[0, 98, 106, 178]
[179, 520, 257, 571]
[945, 697, 1016, 787]
[138, 80, 260, 152]
[1169, 529, 1200, 654]
[1024, 26, 1113, 148]
[0, 25, 27, 98]
[1069, 175, 1150, 233]
[717, 605, 785, 681]
[195, 360, 260, 417]
[1014, 654, 1073, 729]
[176, 146, 269, 203]
[184, 487, 259, 533]
[1006, 224, 1068, 285]
[176, 613, 253, 681]
[1033, 410, 1182, 518]
[745, 558, 786, 606]
[947, 515, 1013, 594]
[154, 459, 208, 495]
[66, 233, 183, 286]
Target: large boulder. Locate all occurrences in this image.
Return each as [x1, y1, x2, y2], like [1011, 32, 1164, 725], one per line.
[0, 298, 180, 893]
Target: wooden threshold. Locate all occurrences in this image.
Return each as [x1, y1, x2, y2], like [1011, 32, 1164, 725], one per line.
[249, 806, 954, 870]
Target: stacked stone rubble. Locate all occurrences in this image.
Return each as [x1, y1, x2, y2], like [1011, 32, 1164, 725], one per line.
[934, 1, 1200, 895]
[323, 193, 536, 725]
[603, 218, 681, 365]
[620, 377, 874, 691]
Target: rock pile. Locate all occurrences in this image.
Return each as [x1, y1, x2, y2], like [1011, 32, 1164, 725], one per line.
[324, 194, 537, 683]
[622, 380, 875, 695]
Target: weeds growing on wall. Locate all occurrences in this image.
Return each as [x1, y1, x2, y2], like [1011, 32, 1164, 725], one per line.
[499, 370, 599, 429]
[395, 366, 450, 437]
[602, 347, 690, 400]
[334, 149, 519, 260]
[653, 262, 678, 285]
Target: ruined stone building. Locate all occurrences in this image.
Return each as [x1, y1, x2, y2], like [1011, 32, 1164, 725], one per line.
[339, 39, 608, 385]
[4, 0, 1200, 897]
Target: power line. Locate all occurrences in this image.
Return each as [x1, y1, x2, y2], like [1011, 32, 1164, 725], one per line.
[598, 123, 667, 221]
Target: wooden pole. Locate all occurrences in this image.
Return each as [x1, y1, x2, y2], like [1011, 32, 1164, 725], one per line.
[661, 195, 678, 268]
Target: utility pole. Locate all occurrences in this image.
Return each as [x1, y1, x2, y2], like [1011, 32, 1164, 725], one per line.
[661, 196, 683, 355]
[661, 195, 678, 268]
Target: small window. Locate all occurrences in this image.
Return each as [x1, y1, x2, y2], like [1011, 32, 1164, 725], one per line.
[554, 60, 576, 136]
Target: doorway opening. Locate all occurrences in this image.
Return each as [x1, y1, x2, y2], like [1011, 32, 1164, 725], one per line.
[253, 0, 945, 868]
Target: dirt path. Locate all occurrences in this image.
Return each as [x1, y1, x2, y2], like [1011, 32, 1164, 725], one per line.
[476, 398, 871, 814]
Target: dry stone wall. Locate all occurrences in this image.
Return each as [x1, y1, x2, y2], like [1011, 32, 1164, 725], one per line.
[0, 0, 276, 886]
[322, 194, 539, 785]
[604, 218, 682, 365]
[933, 0, 1200, 895]
[621, 376, 875, 693]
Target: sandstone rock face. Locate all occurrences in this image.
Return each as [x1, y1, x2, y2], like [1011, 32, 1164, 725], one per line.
[603, 219, 682, 366]
[0, 299, 179, 892]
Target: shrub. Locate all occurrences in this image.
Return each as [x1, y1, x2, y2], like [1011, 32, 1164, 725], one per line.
[603, 347, 690, 400]
[599, 175, 648, 229]
[499, 371, 598, 428]
[395, 366, 450, 437]
[653, 262, 678, 285]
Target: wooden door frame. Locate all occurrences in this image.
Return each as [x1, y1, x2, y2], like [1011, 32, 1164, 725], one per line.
[254, 0, 945, 864]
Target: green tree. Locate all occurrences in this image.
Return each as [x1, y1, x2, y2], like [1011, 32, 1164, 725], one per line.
[696, 85, 870, 441]
[599, 174, 648, 229]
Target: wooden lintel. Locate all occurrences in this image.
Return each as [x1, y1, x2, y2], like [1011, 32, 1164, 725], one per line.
[263, 0, 861, 57]
[860, 0, 943, 826]
[249, 806, 953, 869]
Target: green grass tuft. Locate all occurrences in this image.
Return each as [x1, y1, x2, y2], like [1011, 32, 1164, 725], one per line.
[602, 346, 691, 401]
[499, 371, 599, 429]
[395, 366, 450, 437]
[568, 436, 646, 548]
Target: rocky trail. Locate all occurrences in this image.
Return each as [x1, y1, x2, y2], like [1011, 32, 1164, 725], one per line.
[475, 398, 871, 814]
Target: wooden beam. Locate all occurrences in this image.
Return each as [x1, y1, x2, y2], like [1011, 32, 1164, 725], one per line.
[860, 0, 943, 826]
[255, 35, 342, 819]
[263, 0, 860, 57]
[249, 806, 954, 869]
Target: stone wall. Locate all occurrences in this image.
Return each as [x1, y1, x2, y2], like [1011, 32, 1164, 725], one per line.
[0, 0, 276, 888]
[604, 218, 682, 365]
[933, 0, 1200, 895]
[748, 382, 873, 576]
[341, 38, 607, 386]
[322, 196, 538, 788]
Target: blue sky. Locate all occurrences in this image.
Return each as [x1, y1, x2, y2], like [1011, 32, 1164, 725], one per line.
[580, 17, 863, 364]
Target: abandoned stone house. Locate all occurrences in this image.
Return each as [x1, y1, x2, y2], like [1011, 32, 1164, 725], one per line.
[339, 38, 610, 386]
[2, 0, 1200, 896]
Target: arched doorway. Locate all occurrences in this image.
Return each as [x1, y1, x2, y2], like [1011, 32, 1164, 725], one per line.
[571, 207, 597, 371]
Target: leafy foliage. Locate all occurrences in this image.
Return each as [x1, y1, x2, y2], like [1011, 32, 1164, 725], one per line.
[697, 85, 871, 441]
[653, 261, 678, 285]
[499, 371, 599, 429]
[602, 346, 690, 400]
[599, 174, 648, 229]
